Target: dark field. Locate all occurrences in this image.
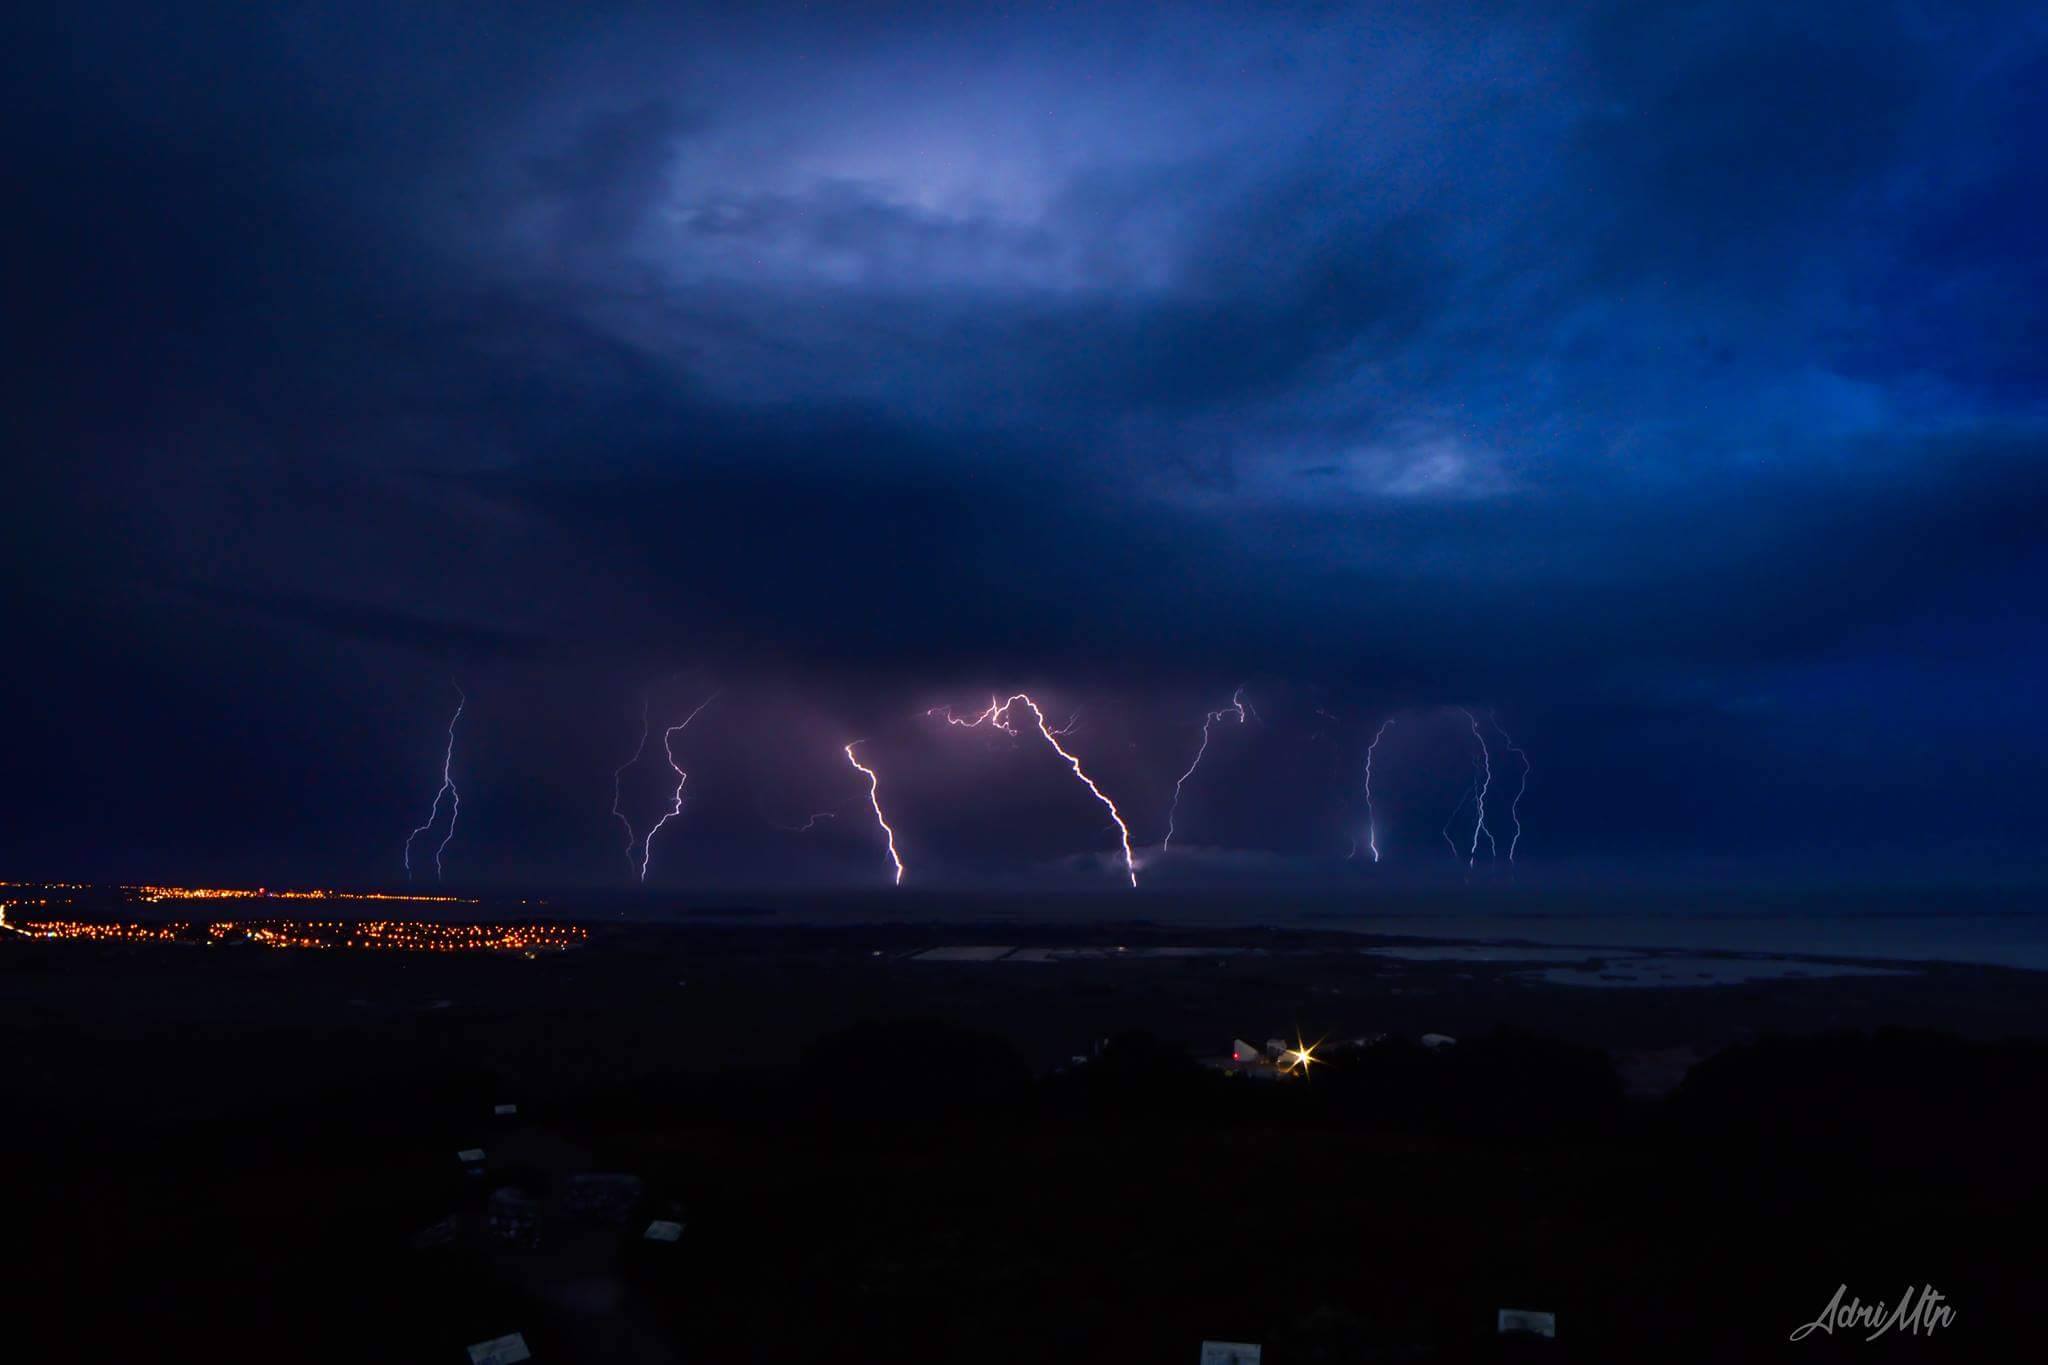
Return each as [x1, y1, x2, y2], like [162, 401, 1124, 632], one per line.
[4, 920, 2045, 1362]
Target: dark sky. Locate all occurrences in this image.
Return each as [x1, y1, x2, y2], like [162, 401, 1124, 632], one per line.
[6, 1, 2044, 892]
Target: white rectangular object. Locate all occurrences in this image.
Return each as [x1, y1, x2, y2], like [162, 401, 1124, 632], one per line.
[1199, 1343, 1261, 1365]
[467, 1332, 531, 1364]
[456, 1148, 486, 1163]
[493, 1103, 518, 1116]
[643, 1219, 684, 1242]
[1497, 1309, 1556, 1338]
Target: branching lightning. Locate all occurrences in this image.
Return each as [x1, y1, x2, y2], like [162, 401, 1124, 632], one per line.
[1461, 708, 1496, 868]
[1492, 714, 1530, 864]
[844, 741, 905, 885]
[929, 694, 1139, 887]
[1164, 686, 1253, 852]
[1363, 718, 1394, 863]
[402, 683, 466, 882]
[636, 693, 718, 883]
[610, 692, 653, 876]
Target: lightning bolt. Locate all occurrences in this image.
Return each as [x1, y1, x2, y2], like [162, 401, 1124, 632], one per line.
[637, 692, 718, 883]
[844, 741, 905, 885]
[1363, 718, 1394, 863]
[929, 693, 1139, 887]
[610, 691, 652, 876]
[772, 811, 837, 833]
[1163, 686, 1253, 852]
[403, 683, 465, 882]
[1442, 780, 1472, 859]
[1461, 708, 1496, 868]
[1492, 714, 1530, 864]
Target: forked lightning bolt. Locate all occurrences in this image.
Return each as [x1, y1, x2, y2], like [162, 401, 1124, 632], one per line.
[611, 692, 653, 876]
[1363, 718, 1394, 863]
[844, 741, 905, 885]
[637, 693, 718, 883]
[930, 694, 1138, 887]
[403, 683, 466, 882]
[1461, 708, 1497, 868]
[1164, 686, 1253, 851]
[1492, 714, 1530, 864]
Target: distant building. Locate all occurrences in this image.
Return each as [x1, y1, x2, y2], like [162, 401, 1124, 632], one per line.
[1498, 1308, 1556, 1338]
[565, 1172, 644, 1225]
[487, 1187, 541, 1248]
[467, 1332, 531, 1365]
[1208, 1039, 1281, 1080]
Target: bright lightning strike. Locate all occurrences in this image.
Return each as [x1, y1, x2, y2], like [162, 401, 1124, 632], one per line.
[1163, 686, 1253, 852]
[402, 683, 465, 882]
[929, 694, 1139, 887]
[1492, 714, 1531, 864]
[637, 693, 718, 884]
[1363, 718, 1394, 863]
[1461, 708, 1496, 869]
[610, 692, 652, 876]
[844, 741, 905, 885]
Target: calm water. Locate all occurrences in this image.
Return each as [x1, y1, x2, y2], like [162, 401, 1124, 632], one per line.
[683, 887, 2048, 971]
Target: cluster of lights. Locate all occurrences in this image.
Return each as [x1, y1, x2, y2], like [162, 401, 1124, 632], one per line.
[0, 907, 186, 943]
[127, 884, 476, 905]
[1, 905, 583, 953]
[214, 920, 587, 952]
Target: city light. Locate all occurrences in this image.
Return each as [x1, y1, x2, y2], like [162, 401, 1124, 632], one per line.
[2, 905, 584, 953]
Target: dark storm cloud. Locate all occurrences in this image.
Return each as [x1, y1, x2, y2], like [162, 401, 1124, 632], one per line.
[5, 0, 2044, 883]
[181, 585, 546, 660]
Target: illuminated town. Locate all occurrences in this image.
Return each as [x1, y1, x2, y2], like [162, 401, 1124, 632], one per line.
[0, 882, 581, 953]
[128, 884, 477, 905]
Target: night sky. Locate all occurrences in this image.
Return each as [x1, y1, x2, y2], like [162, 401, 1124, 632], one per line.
[7, 2, 2045, 891]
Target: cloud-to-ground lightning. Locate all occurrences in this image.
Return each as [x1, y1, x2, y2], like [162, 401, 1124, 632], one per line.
[402, 683, 465, 882]
[1461, 708, 1497, 868]
[930, 694, 1139, 887]
[1163, 686, 1253, 851]
[636, 693, 718, 883]
[1442, 780, 1472, 859]
[844, 741, 905, 885]
[1363, 718, 1394, 863]
[1492, 714, 1530, 864]
[610, 691, 653, 876]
